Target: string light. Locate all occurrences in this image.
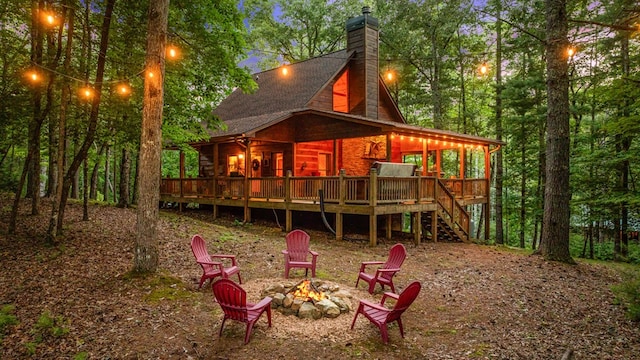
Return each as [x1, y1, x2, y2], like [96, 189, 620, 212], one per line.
[478, 62, 489, 76]
[567, 46, 577, 60]
[80, 86, 94, 100]
[385, 70, 394, 81]
[26, 70, 41, 83]
[166, 45, 180, 60]
[116, 83, 131, 96]
[281, 65, 289, 76]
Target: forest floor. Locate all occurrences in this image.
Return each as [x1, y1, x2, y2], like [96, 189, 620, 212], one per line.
[1, 195, 639, 360]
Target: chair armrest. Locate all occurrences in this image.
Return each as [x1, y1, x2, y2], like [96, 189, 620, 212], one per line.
[359, 299, 389, 312]
[359, 261, 384, 272]
[198, 259, 223, 266]
[381, 291, 399, 305]
[309, 250, 319, 257]
[375, 267, 400, 275]
[210, 254, 238, 266]
[248, 296, 272, 311]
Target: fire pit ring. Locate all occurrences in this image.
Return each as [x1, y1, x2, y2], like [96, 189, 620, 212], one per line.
[261, 279, 354, 319]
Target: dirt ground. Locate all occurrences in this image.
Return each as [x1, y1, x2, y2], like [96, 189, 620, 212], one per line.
[1, 197, 639, 359]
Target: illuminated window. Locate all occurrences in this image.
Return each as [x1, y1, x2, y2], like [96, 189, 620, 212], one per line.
[333, 70, 349, 113]
[228, 155, 245, 176]
[318, 153, 331, 176]
[273, 153, 284, 177]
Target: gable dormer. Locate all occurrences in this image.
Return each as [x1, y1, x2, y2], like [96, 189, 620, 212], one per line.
[346, 7, 379, 119]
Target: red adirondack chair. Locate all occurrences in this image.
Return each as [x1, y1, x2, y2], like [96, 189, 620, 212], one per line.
[212, 279, 272, 344]
[355, 243, 406, 294]
[190, 234, 242, 289]
[350, 281, 421, 344]
[282, 229, 319, 278]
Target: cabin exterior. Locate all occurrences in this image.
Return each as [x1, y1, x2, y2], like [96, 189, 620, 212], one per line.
[160, 8, 502, 245]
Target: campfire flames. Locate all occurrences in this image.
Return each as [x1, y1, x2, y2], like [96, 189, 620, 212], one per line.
[291, 280, 326, 302]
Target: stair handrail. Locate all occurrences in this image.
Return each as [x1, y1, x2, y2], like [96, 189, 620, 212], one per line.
[436, 179, 470, 239]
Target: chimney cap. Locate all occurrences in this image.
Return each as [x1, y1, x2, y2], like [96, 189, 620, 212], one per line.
[346, 7, 378, 32]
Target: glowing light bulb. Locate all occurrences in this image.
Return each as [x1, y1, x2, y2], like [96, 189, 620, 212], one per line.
[386, 71, 393, 81]
[281, 66, 288, 76]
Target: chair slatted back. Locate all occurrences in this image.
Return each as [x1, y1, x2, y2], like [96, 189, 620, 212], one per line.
[387, 281, 421, 323]
[212, 279, 249, 322]
[191, 235, 215, 272]
[286, 229, 311, 262]
[381, 243, 407, 280]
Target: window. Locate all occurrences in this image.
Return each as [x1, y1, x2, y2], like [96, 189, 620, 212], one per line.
[318, 153, 332, 176]
[333, 70, 349, 113]
[228, 154, 245, 176]
[273, 153, 284, 177]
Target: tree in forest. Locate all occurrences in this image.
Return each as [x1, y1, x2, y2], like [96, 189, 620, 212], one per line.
[133, 0, 169, 273]
[537, 0, 574, 263]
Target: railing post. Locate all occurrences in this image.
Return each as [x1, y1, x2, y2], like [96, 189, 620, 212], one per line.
[285, 170, 292, 232]
[369, 167, 378, 246]
[339, 169, 346, 206]
[337, 169, 346, 241]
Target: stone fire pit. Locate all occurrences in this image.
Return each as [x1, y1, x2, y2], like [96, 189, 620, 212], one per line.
[260, 279, 354, 319]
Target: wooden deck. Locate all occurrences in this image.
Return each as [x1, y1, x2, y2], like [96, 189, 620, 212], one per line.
[159, 171, 489, 245]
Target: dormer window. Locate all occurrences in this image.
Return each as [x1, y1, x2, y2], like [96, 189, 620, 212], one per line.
[333, 70, 349, 113]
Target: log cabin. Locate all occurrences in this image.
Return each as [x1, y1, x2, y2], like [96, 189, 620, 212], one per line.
[160, 7, 503, 246]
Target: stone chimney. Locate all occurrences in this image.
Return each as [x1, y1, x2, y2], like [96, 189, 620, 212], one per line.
[346, 6, 379, 119]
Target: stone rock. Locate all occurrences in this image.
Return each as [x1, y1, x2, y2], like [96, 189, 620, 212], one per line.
[299, 302, 322, 319]
[291, 298, 304, 312]
[262, 283, 285, 297]
[283, 294, 294, 308]
[328, 296, 352, 313]
[331, 289, 353, 300]
[271, 293, 285, 307]
[315, 299, 341, 318]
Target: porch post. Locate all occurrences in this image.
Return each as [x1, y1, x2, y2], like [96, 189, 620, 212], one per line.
[337, 169, 346, 241]
[484, 147, 491, 241]
[459, 146, 465, 179]
[422, 138, 428, 176]
[243, 140, 251, 223]
[369, 167, 378, 246]
[432, 178, 438, 242]
[436, 150, 442, 178]
[285, 170, 292, 232]
[386, 134, 392, 162]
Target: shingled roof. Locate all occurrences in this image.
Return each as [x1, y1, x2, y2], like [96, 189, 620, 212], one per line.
[210, 50, 352, 138]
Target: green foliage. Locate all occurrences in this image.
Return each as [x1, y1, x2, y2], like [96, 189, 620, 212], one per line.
[26, 310, 70, 354]
[144, 274, 196, 302]
[612, 271, 640, 322]
[0, 304, 19, 342]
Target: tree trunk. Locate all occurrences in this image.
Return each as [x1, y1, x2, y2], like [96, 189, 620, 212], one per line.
[56, 0, 116, 234]
[134, 0, 169, 273]
[538, 0, 574, 264]
[494, 0, 504, 245]
[47, 2, 74, 243]
[90, 143, 105, 199]
[117, 147, 131, 208]
[103, 145, 110, 202]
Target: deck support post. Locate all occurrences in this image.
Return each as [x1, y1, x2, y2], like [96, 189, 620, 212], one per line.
[414, 211, 421, 245]
[431, 210, 438, 242]
[385, 215, 392, 240]
[336, 212, 343, 241]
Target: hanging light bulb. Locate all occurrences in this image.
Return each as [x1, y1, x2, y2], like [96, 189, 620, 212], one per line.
[117, 83, 131, 96]
[166, 45, 179, 60]
[281, 65, 289, 76]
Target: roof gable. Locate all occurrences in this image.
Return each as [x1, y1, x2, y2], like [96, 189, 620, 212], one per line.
[213, 50, 350, 122]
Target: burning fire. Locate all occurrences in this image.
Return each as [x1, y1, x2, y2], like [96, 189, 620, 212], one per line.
[291, 280, 326, 302]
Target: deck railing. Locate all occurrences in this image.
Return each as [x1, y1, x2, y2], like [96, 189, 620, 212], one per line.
[160, 171, 483, 239]
[160, 174, 487, 204]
